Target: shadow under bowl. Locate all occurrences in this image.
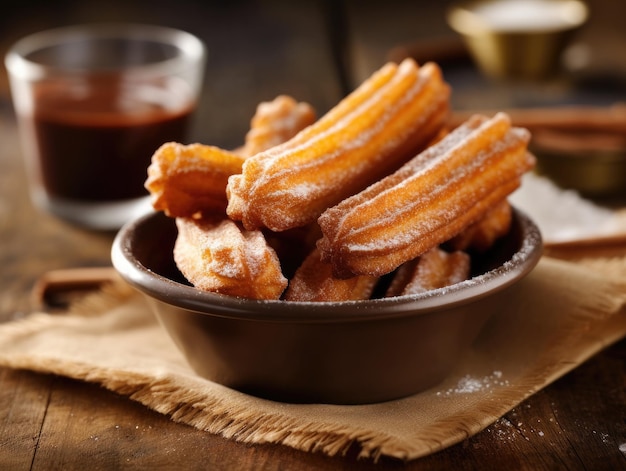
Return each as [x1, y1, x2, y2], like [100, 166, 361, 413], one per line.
[111, 208, 542, 404]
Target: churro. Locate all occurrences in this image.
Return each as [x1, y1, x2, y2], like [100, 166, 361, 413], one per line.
[317, 112, 535, 278]
[385, 248, 471, 297]
[239, 95, 317, 157]
[284, 248, 378, 302]
[174, 216, 288, 300]
[146, 96, 316, 218]
[227, 58, 451, 232]
[446, 199, 513, 252]
[145, 142, 245, 218]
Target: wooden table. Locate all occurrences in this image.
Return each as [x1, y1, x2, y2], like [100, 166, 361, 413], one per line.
[2, 1, 626, 469]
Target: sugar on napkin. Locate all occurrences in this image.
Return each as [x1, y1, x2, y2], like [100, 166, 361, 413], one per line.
[0, 255, 625, 461]
[511, 173, 626, 243]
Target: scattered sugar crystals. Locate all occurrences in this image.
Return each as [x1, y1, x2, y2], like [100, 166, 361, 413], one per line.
[436, 370, 509, 396]
[486, 413, 549, 442]
[486, 417, 518, 442]
[593, 429, 611, 444]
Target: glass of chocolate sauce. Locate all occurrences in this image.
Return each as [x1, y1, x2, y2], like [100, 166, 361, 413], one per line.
[5, 24, 206, 230]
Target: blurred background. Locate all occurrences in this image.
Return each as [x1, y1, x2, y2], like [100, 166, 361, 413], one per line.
[1, 0, 624, 150]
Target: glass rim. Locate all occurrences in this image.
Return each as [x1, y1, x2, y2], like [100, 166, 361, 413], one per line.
[4, 23, 206, 80]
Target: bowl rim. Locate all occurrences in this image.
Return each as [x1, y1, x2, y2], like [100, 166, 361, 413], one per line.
[111, 207, 543, 324]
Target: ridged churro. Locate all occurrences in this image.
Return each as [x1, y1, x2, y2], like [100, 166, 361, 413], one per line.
[284, 248, 378, 302]
[317, 112, 535, 278]
[174, 217, 288, 300]
[146, 96, 316, 219]
[446, 199, 513, 253]
[385, 248, 471, 297]
[227, 58, 451, 232]
[148, 60, 536, 302]
[239, 95, 317, 157]
[145, 142, 245, 218]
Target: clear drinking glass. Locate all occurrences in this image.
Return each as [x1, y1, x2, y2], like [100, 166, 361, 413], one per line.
[5, 23, 206, 230]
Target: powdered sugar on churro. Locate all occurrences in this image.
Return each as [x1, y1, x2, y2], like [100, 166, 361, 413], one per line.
[173, 217, 287, 299]
[318, 112, 534, 277]
[227, 58, 450, 232]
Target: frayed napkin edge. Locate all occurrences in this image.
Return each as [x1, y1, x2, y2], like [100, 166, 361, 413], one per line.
[1, 257, 625, 462]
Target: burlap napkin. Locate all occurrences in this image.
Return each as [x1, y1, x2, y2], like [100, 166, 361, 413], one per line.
[0, 255, 625, 461]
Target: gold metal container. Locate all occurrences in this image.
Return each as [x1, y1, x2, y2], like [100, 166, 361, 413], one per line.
[530, 129, 626, 198]
[446, 0, 589, 80]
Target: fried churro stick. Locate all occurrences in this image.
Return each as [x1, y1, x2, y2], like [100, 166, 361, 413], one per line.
[147, 96, 317, 218]
[174, 217, 287, 300]
[317, 113, 535, 278]
[145, 142, 246, 218]
[385, 248, 470, 297]
[284, 249, 378, 302]
[446, 199, 513, 252]
[227, 58, 451, 232]
[239, 95, 317, 157]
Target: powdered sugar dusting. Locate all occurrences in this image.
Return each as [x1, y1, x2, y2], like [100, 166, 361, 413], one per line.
[343, 116, 528, 254]
[436, 370, 510, 396]
[485, 406, 553, 443]
[510, 173, 624, 242]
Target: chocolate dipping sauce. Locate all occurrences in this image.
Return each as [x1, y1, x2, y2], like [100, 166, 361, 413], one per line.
[30, 78, 194, 202]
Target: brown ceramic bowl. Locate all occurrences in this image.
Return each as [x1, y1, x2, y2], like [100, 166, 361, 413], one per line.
[111, 208, 542, 404]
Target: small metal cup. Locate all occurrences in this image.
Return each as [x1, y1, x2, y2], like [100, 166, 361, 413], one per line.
[531, 130, 626, 198]
[447, 0, 588, 81]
